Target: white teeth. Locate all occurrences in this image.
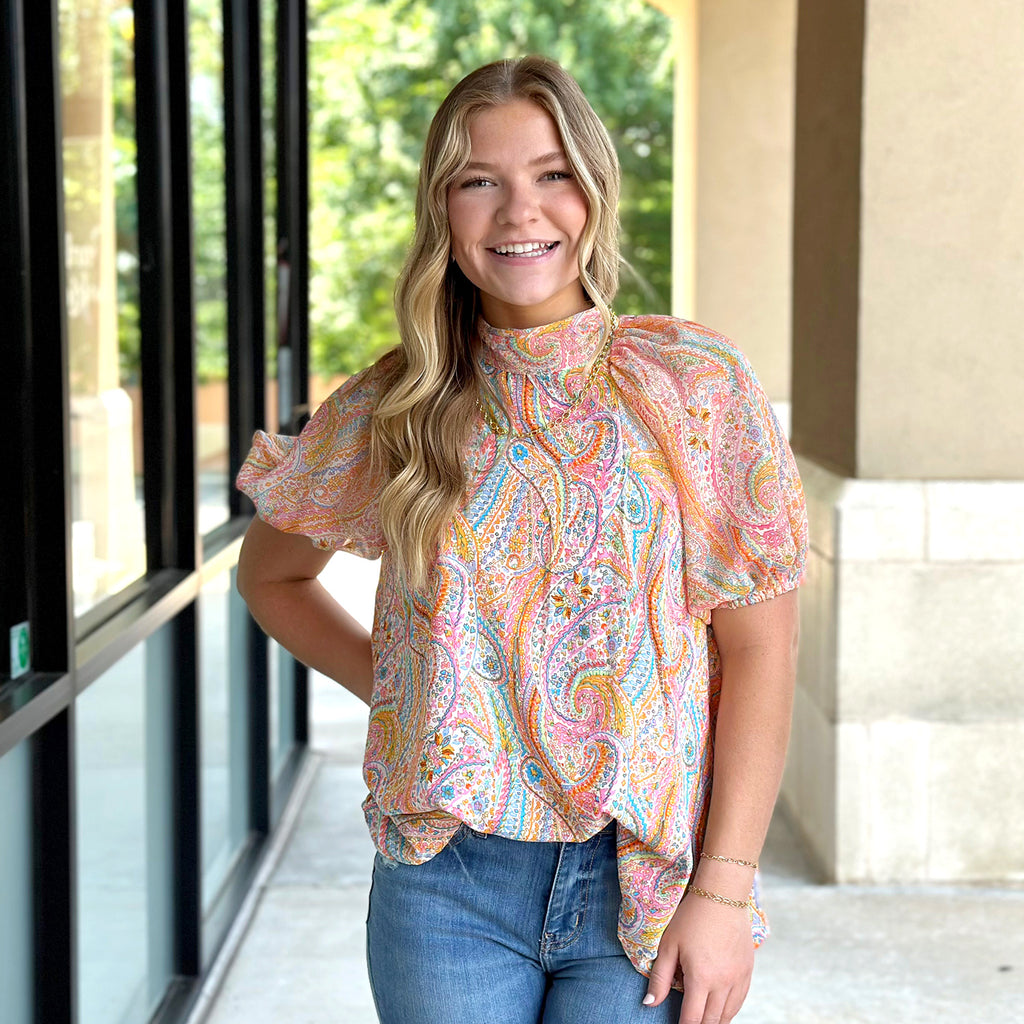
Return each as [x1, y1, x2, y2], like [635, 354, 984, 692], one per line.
[492, 242, 554, 256]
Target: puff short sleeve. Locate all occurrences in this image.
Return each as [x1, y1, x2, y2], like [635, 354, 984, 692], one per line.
[678, 342, 806, 614]
[608, 316, 807, 619]
[235, 362, 387, 559]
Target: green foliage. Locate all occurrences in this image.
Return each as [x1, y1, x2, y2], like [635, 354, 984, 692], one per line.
[111, 3, 141, 385]
[60, 0, 141, 389]
[261, 0, 279, 384]
[107, 0, 228, 386]
[308, 0, 674, 376]
[189, 0, 229, 384]
[104, 0, 672, 385]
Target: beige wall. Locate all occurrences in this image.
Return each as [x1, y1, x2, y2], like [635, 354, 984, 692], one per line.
[790, 0, 865, 476]
[857, 2, 1024, 479]
[653, 0, 697, 319]
[785, 462, 1024, 882]
[791, 0, 1024, 479]
[695, 0, 796, 401]
[660, 0, 1024, 884]
[653, 0, 796, 400]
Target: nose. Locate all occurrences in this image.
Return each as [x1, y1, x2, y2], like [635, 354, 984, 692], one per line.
[497, 181, 539, 226]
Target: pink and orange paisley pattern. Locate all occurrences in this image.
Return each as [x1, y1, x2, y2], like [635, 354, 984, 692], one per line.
[236, 309, 808, 976]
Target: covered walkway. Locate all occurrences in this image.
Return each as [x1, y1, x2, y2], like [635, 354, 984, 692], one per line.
[188, 557, 1024, 1024]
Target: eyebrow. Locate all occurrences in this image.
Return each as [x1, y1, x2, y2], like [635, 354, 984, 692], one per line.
[462, 150, 568, 171]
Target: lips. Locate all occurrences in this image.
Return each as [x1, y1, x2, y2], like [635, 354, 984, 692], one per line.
[489, 241, 558, 258]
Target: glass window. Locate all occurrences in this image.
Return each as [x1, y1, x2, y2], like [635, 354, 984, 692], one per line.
[261, 0, 280, 433]
[189, 0, 230, 534]
[199, 567, 250, 913]
[76, 626, 174, 1024]
[0, 740, 34, 1024]
[268, 638, 295, 778]
[60, 0, 146, 616]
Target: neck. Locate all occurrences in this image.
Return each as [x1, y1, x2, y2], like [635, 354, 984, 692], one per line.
[478, 284, 590, 329]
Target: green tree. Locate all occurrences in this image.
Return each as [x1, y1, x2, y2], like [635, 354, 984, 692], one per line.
[189, 0, 228, 384]
[60, 0, 141, 389]
[308, 0, 673, 376]
[110, 2, 141, 385]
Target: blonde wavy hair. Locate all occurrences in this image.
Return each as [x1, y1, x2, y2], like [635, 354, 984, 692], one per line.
[370, 56, 622, 589]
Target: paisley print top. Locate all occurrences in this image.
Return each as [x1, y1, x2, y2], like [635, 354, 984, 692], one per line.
[236, 308, 808, 975]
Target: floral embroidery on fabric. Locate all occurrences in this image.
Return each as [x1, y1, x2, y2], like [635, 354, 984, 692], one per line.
[236, 309, 808, 976]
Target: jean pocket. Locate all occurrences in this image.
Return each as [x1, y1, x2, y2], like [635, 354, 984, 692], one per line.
[446, 823, 470, 848]
[374, 850, 400, 872]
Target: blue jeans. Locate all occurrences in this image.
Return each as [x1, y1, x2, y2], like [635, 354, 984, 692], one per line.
[365, 822, 682, 1023]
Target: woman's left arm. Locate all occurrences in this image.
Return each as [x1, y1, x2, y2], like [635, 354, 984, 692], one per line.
[644, 588, 800, 1023]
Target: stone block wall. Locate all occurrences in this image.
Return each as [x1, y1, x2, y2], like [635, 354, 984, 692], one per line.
[782, 458, 1024, 883]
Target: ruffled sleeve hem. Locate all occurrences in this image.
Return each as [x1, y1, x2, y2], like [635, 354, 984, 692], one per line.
[721, 569, 804, 611]
[235, 362, 388, 559]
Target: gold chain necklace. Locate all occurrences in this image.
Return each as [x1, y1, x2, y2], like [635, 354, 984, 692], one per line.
[476, 314, 619, 440]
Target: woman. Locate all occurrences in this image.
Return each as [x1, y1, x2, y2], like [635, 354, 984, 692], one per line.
[237, 55, 806, 1024]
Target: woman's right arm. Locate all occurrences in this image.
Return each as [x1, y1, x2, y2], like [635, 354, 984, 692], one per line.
[236, 515, 374, 705]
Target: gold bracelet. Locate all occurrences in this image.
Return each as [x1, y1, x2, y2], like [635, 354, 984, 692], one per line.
[700, 852, 759, 870]
[687, 886, 752, 910]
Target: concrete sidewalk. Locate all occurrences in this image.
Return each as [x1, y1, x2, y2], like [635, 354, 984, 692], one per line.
[195, 676, 1024, 1024]
[195, 556, 1024, 1023]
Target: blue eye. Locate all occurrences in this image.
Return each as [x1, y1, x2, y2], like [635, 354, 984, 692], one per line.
[544, 170, 573, 181]
[460, 177, 493, 189]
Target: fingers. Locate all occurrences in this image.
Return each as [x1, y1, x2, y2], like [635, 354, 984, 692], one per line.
[644, 976, 746, 1024]
[723, 977, 750, 1021]
[677, 983, 709, 1024]
[678, 985, 744, 1024]
[643, 942, 752, 1022]
[644, 972, 746, 1024]
[643, 943, 680, 1007]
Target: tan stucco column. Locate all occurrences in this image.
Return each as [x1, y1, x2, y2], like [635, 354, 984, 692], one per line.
[652, 0, 796, 405]
[786, 0, 1024, 881]
[693, 0, 796, 404]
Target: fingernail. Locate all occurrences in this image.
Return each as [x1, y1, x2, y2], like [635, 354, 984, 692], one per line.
[642, 994, 656, 1006]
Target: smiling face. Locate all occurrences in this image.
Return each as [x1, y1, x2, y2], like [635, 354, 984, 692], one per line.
[447, 99, 590, 329]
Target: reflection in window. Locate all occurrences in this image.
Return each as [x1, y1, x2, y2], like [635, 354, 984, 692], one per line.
[0, 741, 34, 1024]
[268, 637, 295, 778]
[76, 626, 174, 1024]
[190, 0, 230, 534]
[199, 568, 250, 913]
[261, 0, 280, 433]
[61, 0, 145, 615]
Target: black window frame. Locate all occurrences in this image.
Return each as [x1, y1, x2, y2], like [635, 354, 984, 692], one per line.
[0, 0, 310, 1019]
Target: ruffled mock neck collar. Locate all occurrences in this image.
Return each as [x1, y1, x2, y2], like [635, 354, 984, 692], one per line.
[477, 307, 608, 376]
